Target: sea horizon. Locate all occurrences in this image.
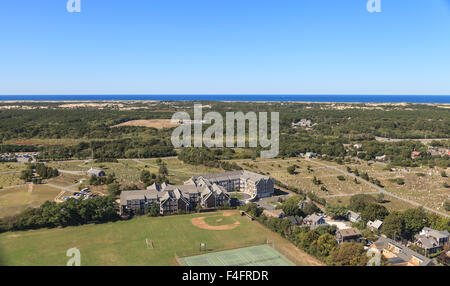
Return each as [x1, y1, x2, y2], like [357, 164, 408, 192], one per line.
[0, 94, 449, 103]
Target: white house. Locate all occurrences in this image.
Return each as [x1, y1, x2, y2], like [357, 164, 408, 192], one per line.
[367, 220, 383, 231]
[347, 211, 361, 223]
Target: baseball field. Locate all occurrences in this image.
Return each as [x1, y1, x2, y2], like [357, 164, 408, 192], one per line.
[0, 210, 322, 266]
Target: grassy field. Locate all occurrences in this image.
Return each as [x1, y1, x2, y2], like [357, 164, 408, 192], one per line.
[0, 210, 323, 266]
[0, 184, 62, 218]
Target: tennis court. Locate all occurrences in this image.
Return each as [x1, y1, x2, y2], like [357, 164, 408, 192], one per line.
[179, 245, 295, 266]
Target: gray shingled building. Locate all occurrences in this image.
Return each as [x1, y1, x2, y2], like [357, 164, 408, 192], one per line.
[120, 181, 230, 216]
[186, 170, 274, 198]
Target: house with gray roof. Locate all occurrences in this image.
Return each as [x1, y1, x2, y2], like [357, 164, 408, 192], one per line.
[414, 227, 450, 255]
[335, 228, 363, 244]
[347, 211, 361, 223]
[367, 220, 383, 231]
[303, 213, 326, 226]
[87, 167, 106, 177]
[371, 237, 433, 266]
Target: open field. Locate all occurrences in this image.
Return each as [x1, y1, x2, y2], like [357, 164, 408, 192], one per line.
[325, 193, 416, 212]
[46, 173, 84, 188]
[138, 157, 223, 184]
[0, 184, 62, 218]
[179, 244, 294, 266]
[320, 160, 450, 215]
[0, 210, 322, 266]
[229, 157, 449, 215]
[112, 119, 179, 129]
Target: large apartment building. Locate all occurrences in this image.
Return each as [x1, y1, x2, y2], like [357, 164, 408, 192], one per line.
[120, 181, 230, 216]
[120, 170, 274, 216]
[185, 170, 274, 198]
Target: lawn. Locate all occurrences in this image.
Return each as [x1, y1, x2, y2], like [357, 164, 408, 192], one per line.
[0, 210, 321, 266]
[0, 184, 62, 218]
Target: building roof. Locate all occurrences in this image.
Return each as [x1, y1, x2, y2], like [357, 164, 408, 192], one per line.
[373, 237, 433, 266]
[347, 211, 361, 220]
[122, 181, 229, 206]
[304, 213, 324, 224]
[416, 237, 438, 249]
[337, 228, 362, 238]
[120, 190, 159, 205]
[367, 220, 383, 229]
[191, 170, 271, 185]
[421, 227, 450, 240]
[87, 167, 105, 176]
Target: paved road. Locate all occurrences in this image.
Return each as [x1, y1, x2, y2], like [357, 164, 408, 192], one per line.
[323, 191, 382, 198]
[306, 159, 450, 218]
[58, 170, 86, 175]
[46, 183, 80, 194]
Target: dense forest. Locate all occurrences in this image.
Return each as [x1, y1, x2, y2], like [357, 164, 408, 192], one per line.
[0, 102, 448, 166]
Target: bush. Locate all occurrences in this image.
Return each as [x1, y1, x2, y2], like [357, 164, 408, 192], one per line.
[444, 201, 450, 212]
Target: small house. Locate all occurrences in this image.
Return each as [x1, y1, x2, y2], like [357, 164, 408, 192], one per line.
[87, 167, 106, 177]
[367, 220, 383, 231]
[347, 211, 361, 223]
[411, 151, 422, 160]
[335, 228, 363, 244]
[303, 213, 326, 226]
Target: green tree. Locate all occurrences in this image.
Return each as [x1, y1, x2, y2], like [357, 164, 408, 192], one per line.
[381, 211, 404, 239]
[107, 182, 121, 196]
[325, 204, 348, 219]
[140, 170, 152, 185]
[313, 233, 337, 258]
[376, 193, 385, 203]
[349, 194, 376, 213]
[401, 208, 428, 238]
[287, 165, 296, 175]
[243, 203, 263, 218]
[361, 203, 389, 223]
[297, 230, 320, 253]
[149, 203, 160, 217]
[326, 242, 369, 266]
[158, 163, 169, 176]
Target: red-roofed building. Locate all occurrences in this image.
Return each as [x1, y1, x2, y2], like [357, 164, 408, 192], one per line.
[411, 151, 422, 160]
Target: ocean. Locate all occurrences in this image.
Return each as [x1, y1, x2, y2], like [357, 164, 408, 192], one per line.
[0, 95, 449, 103]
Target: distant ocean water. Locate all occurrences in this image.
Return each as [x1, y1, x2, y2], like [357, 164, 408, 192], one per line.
[0, 95, 449, 103]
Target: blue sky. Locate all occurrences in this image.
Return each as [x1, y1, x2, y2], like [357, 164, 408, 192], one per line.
[1, 0, 450, 95]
